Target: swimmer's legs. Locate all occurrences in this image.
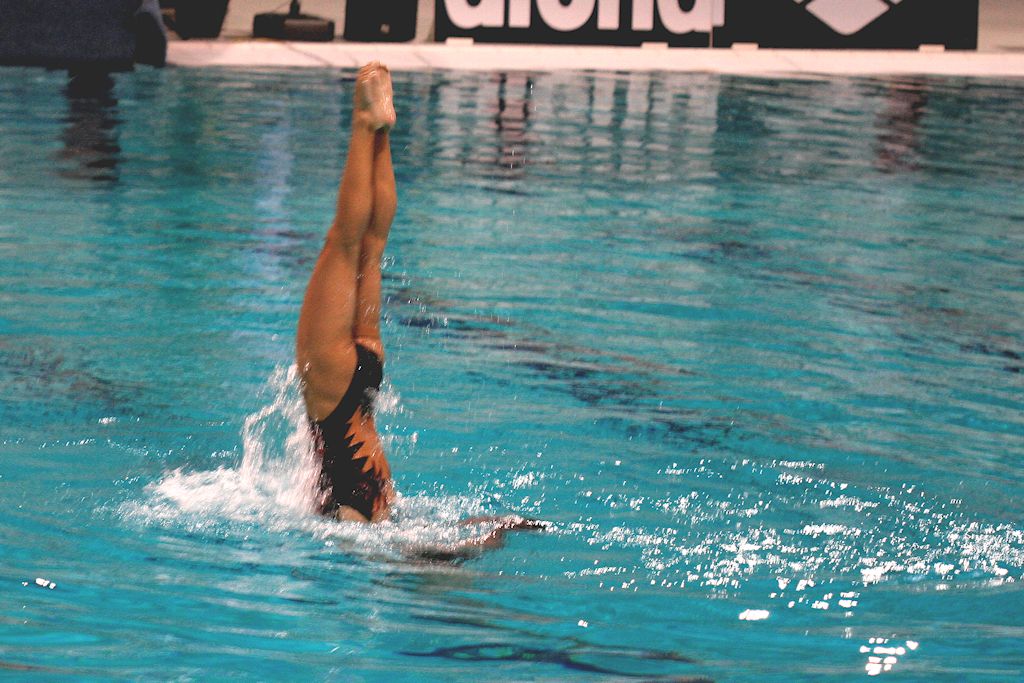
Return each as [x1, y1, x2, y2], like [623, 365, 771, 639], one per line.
[353, 127, 396, 350]
[296, 63, 393, 419]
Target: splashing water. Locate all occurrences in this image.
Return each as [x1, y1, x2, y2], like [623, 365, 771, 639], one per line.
[118, 365, 515, 557]
[119, 365, 319, 529]
[237, 364, 321, 515]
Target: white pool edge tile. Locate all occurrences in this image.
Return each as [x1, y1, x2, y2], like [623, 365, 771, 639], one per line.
[167, 41, 1024, 77]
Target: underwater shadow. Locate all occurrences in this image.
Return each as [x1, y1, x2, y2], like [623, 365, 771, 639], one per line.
[401, 641, 708, 679]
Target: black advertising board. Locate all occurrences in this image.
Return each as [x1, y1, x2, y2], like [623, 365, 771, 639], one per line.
[715, 0, 979, 50]
[434, 0, 979, 50]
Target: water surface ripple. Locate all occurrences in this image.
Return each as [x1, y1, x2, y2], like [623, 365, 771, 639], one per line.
[1, 68, 1023, 681]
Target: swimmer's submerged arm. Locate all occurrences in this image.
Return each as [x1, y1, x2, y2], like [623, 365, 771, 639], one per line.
[335, 505, 371, 523]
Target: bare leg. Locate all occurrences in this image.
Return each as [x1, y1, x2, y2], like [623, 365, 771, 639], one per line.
[296, 63, 394, 420]
[354, 128, 397, 351]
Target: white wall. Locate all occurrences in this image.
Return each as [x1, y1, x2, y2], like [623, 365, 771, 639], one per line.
[978, 0, 1024, 51]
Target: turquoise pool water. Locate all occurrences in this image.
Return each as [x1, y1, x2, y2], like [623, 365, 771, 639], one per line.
[1, 66, 1023, 680]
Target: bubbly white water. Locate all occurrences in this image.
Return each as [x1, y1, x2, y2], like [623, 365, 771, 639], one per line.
[118, 365, 510, 559]
[120, 365, 319, 528]
[117, 364, 1024, 581]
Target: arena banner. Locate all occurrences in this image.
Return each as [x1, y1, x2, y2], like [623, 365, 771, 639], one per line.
[435, 0, 722, 47]
[434, 0, 978, 50]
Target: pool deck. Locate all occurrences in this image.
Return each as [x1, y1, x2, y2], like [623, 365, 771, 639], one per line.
[168, 40, 1024, 77]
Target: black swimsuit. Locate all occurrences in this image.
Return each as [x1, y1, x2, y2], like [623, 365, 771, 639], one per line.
[309, 344, 389, 520]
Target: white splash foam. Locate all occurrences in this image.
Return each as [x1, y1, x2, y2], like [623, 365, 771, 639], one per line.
[738, 609, 770, 621]
[117, 365, 523, 558]
[120, 364, 318, 530]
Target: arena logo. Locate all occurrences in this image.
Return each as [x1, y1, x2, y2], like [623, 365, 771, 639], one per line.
[793, 0, 901, 36]
[442, 0, 725, 35]
[438, 0, 979, 50]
